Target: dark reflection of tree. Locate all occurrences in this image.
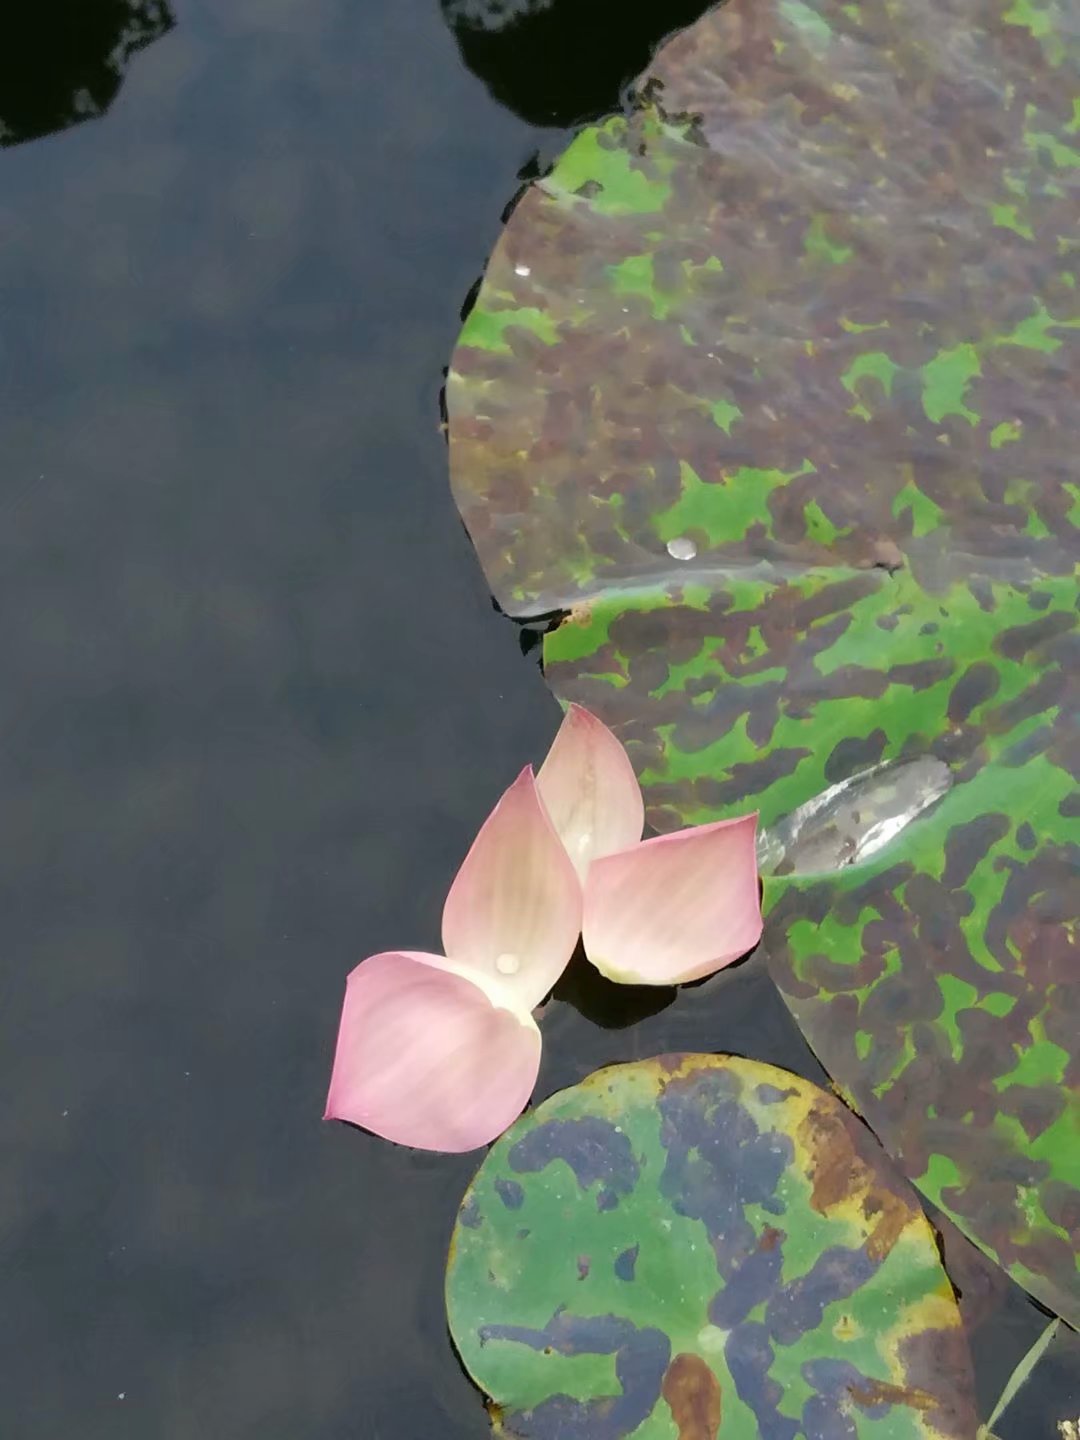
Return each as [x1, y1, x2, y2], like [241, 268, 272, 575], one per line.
[0, 0, 174, 148]
[441, 0, 718, 128]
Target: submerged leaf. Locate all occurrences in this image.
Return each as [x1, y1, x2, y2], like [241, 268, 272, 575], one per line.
[445, 1054, 977, 1439]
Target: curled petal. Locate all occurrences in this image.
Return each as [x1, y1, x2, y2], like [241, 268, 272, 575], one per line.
[582, 814, 763, 985]
[442, 767, 582, 1011]
[324, 951, 541, 1153]
[537, 704, 645, 879]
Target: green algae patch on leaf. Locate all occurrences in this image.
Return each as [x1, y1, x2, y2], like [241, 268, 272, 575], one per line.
[445, 0, 1080, 1328]
[446, 1055, 977, 1440]
[448, 0, 1080, 620]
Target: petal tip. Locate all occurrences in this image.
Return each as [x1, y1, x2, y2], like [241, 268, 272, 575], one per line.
[441, 771, 582, 1010]
[538, 704, 644, 876]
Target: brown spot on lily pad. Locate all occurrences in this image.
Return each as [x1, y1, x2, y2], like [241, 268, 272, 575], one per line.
[848, 1377, 935, 1411]
[662, 1353, 722, 1440]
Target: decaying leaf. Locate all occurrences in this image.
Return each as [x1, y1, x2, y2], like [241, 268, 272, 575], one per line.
[446, 1054, 977, 1438]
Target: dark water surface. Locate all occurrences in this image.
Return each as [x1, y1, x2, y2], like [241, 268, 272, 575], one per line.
[1, 1, 1075, 1435]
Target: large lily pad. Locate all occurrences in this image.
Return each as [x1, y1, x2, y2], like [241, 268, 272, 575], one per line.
[446, 1055, 977, 1438]
[445, 0, 1080, 1322]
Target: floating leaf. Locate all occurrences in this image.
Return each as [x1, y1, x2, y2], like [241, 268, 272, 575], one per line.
[446, 0, 1080, 1321]
[446, 1055, 977, 1439]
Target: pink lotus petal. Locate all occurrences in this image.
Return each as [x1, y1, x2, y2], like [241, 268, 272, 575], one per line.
[442, 766, 582, 1011]
[582, 814, 763, 985]
[324, 951, 542, 1152]
[537, 704, 645, 879]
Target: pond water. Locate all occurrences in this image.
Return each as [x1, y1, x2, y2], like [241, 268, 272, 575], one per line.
[1, 1, 1076, 1436]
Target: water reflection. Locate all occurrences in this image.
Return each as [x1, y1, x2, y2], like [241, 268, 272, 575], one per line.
[444, 0, 553, 26]
[441, 0, 718, 127]
[0, 0, 173, 147]
[759, 756, 953, 876]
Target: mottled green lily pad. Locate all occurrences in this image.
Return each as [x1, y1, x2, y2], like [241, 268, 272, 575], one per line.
[446, 0, 1080, 1322]
[446, 1055, 976, 1439]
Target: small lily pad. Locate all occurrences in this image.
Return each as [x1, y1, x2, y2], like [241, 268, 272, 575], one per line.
[446, 1055, 976, 1438]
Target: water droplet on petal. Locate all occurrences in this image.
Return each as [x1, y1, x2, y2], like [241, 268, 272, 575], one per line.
[514, 264, 531, 277]
[667, 536, 697, 561]
[574, 832, 592, 855]
[495, 952, 521, 975]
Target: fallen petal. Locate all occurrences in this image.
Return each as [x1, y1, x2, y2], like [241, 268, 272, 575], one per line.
[537, 704, 645, 879]
[582, 814, 762, 985]
[442, 767, 582, 1011]
[324, 951, 542, 1152]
